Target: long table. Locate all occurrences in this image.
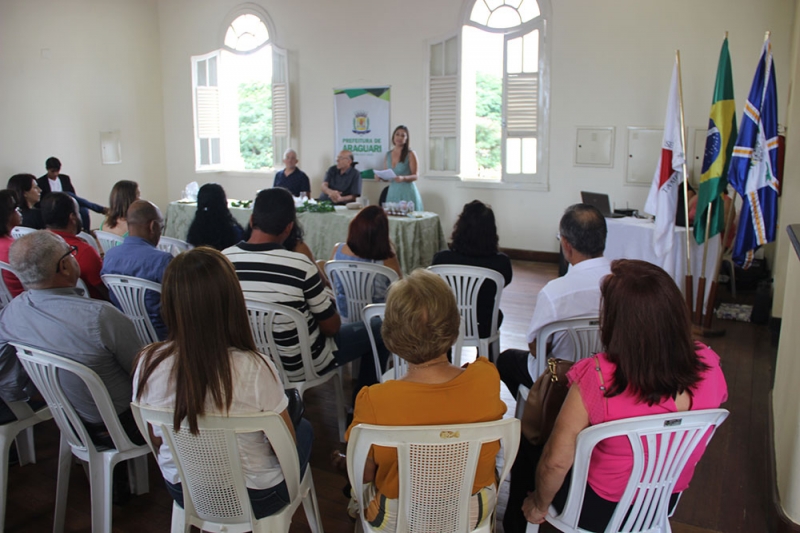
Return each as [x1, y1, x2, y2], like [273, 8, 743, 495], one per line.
[605, 217, 720, 307]
[164, 201, 447, 274]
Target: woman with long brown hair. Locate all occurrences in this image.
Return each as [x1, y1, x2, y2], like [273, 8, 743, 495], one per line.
[512, 260, 728, 532]
[328, 205, 402, 319]
[101, 180, 139, 236]
[7, 174, 43, 229]
[133, 247, 312, 518]
[381, 125, 424, 210]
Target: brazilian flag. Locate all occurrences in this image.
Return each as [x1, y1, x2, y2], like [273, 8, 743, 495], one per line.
[695, 38, 737, 244]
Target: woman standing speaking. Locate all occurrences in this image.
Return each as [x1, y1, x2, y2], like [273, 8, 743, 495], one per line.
[382, 125, 423, 211]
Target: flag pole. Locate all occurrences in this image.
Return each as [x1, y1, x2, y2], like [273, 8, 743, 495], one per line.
[694, 204, 713, 324]
[676, 50, 694, 314]
[703, 192, 737, 328]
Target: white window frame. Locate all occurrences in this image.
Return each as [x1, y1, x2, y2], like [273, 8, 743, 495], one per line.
[191, 4, 291, 174]
[426, 0, 551, 189]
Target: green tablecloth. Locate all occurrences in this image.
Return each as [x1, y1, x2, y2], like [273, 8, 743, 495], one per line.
[164, 201, 447, 274]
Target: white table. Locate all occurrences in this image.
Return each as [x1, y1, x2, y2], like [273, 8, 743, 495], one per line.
[605, 217, 720, 307]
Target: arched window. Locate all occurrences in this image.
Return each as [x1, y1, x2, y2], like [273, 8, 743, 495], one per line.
[426, 0, 550, 188]
[191, 7, 290, 172]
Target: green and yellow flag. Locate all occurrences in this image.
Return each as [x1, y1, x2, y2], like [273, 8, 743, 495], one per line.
[695, 38, 737, 244]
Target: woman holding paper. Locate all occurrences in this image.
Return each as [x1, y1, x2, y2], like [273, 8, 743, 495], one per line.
[382, 125, 424, 211]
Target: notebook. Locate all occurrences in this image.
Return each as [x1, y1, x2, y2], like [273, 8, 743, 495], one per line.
[580, 191, 625, 218]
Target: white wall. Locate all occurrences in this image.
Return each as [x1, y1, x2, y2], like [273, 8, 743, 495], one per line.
[0, 0, 168, 226]
[156, 0, 794, 254]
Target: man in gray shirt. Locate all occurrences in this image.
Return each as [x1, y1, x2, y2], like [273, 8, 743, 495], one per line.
[319, 150, 362, 204]
[0, 231, 143, 444]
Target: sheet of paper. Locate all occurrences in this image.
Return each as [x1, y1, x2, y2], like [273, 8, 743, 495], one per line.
[373, 168, 398, 180]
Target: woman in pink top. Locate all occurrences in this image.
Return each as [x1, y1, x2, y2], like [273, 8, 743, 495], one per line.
[522, 259, 728, 532]
[0, 190, 24, 297]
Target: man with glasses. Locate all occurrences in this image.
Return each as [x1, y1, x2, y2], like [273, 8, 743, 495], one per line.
[101, 200, 173, 340]
[0, 230, 143, 447]
[319, 150, 361, 205]
[41, 191, 109, 300]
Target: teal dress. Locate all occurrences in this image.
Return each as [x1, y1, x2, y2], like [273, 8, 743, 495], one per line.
[384, 152, 423, 211]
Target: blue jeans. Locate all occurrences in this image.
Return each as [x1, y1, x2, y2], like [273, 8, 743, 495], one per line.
[325, 319, 389, 396]
[164, 418, 313, 519]
[65, 192, 105, 231]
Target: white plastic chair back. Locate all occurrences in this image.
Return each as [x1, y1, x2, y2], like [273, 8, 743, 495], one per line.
[0, 261, 19, 309]
[12, 343, 150, 533]
[517, 316, 601, 418]
[323, 261, 399, 323]
[77, 231, 101, 255]
[10, 226, 35, 240]
[94, 230, 124, 253]
[245, 299, 347, 441]
[75, 278, 92, 298]
[347, 418, 520, 533]
[101, 274, 162, 345]
[130, 404, 323, 533]
[529, 409, 729, 533]
[0, 401, 52, 531]
[157, 236, 193, 257]
[427, 265, 506, 361]
[362, 303, 466, 383]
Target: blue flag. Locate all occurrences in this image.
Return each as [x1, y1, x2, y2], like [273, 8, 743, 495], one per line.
[728, 37, 781, 268]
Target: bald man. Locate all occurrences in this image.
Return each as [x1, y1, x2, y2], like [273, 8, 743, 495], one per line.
[101, 200, 173, 340]
[319, 150, 361, 204]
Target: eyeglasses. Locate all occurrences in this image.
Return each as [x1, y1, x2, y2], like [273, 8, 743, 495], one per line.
[555, 233, 561, 242]
[55, 245, 78, 273]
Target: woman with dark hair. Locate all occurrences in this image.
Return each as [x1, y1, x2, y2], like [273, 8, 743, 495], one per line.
[517, 259, 727, 532]
[328, 205, 402, 319]
[431, 200, 512, 339]
[7, 174, 43, 229]
[134, 247, 313, 518]
[0, 189, 24, 296]
[381, 125, 424, 210]
[100, 180, 140, 236]
[186, 183, 244, 250]
[342, 269, 505, 531]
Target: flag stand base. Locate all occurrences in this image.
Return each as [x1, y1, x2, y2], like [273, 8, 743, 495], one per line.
[692, 324, 726, 338]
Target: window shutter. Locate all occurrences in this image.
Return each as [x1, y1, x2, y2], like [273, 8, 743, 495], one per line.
[192, 51, 222, 169]
[272, 45, 290, 166]
[427, 34, 459, 174]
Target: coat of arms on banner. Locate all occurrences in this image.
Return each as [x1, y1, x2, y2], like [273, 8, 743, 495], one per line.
[353, 112, 370, 134]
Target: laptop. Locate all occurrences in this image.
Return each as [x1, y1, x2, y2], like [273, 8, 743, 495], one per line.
[580, 191, 625, 218]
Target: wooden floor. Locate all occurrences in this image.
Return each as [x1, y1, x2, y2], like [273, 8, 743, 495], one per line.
[4, 260, 775, 532]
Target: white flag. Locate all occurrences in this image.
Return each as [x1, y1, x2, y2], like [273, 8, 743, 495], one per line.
[644, 60, 685, 257]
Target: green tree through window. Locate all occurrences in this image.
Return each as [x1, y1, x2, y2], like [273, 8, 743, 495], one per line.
[238, 81, 273, 170]
[476, 72, 501, 173]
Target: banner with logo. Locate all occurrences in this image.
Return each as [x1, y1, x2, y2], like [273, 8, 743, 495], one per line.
[333, 87, 391, 174]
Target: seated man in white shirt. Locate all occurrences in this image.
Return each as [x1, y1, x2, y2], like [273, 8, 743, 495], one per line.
[496, 204, 611, 398]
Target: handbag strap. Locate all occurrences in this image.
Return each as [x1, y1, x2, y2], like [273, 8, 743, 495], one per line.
[594, 355, 609, 414]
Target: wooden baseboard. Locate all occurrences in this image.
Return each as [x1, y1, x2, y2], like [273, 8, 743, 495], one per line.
[768, 392, 800, 532]
[500, 247, 560, 263]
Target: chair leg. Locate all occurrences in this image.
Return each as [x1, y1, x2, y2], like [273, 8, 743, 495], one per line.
[0, 434, 13, 533]
[89, 457, 114, 533]
[333, 370, 347, 442]
[15, 426, 36, 465]
[128, 455, 150, 495]
[170, 500, 188, 533]
[53, 435, 72, 533]
[301, 472, 323, 533]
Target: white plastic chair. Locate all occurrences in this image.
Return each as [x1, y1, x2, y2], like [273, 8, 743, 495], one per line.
[75, 278, 92, 298]
[157, 236, 193, 257]
[0, 261, 20, 309]
[77, 231, 101, 255]
[94, 230, 124, 253]
[101, 274, 162, 345]
[10, 226, 35, 240]
[427, 265, 506, 362]
[323, 261, 399, 323]
[12, 343, 150, 533]
[131, 404, 323, 533]
[362, 303, 466, 383]
[516, 316, 602, 418]
[0, 401, 52, 531]
[347, 418, 520, 533]
[526, 409, 729, 533]
[245, 299, 348, 442]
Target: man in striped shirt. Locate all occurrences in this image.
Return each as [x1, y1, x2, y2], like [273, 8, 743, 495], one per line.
[222, 187, 383, 388]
